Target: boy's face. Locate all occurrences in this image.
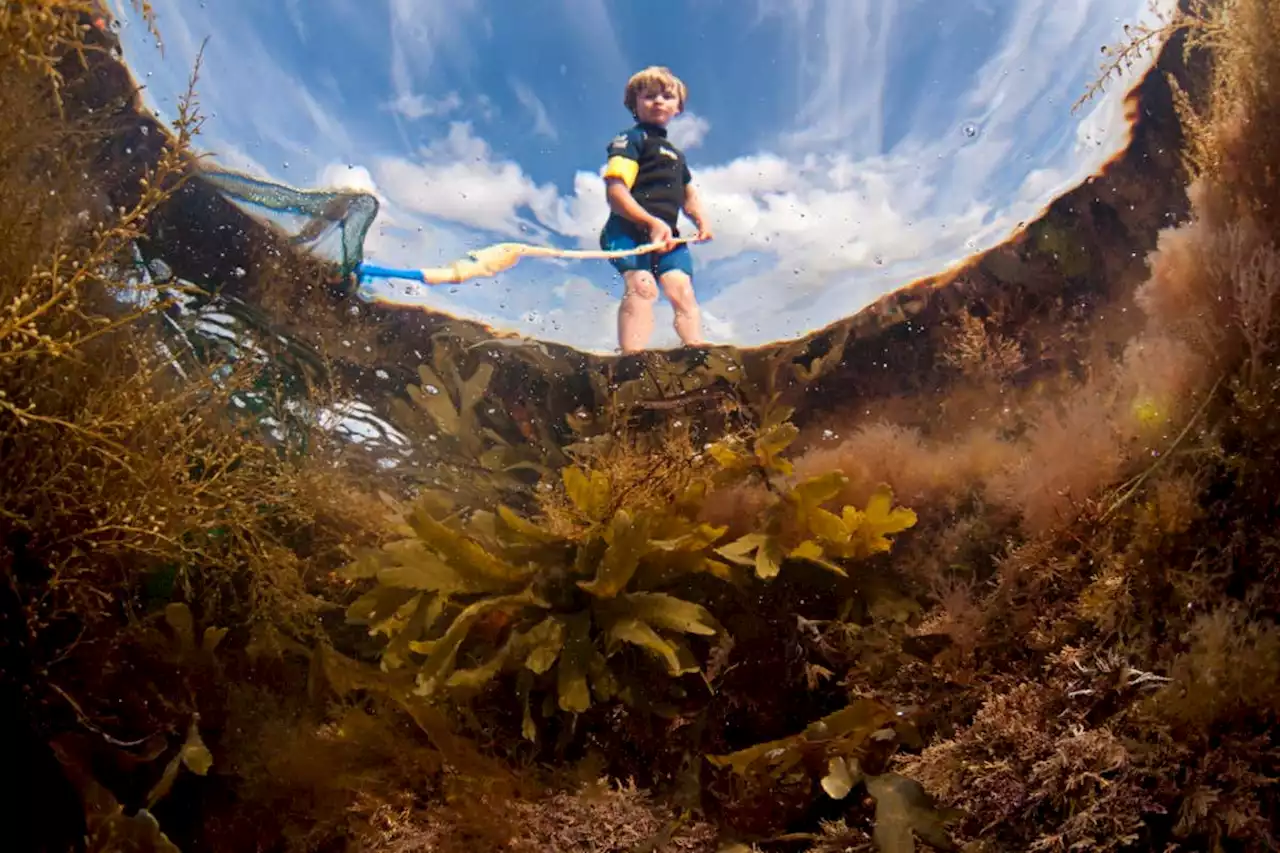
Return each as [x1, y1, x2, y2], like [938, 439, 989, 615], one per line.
[634, 85, 681, 126]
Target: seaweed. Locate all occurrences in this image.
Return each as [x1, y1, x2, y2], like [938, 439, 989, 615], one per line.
[339, 406, 916, 742]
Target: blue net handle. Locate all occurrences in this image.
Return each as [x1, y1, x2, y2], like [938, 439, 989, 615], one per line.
[355, 263, 425, 282]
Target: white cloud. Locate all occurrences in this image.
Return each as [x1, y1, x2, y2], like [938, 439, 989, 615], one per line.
[758, 0, 893, 156]
[668, 112, 710, 150]
[317, 163, 380, 195]
[283, 0, 307, 43]
[385, 0, 481, 122]
[386, 90, 463, 121]
[558, 0, 629, 84]
[475, 94, 499, 122]
[510, 79, 557, 140]
[374, 122, 559, 238]
[534, 169, 610, 246]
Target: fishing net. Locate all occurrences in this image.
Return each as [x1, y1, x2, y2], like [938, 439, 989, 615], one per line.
[199, 167, 380, 278]
[198, 166, 699, 290]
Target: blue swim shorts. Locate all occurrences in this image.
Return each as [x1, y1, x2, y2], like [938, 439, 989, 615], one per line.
[599, 216, 694, 278]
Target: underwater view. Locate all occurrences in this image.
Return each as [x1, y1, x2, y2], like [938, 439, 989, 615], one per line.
[3, 0, 1279, 850]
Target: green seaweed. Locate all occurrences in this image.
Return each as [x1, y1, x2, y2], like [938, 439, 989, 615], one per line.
[340, 459, 734, 737]
[341, 405, 916, 741]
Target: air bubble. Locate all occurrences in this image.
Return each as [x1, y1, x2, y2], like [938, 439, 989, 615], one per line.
[962, 123, 978, 138]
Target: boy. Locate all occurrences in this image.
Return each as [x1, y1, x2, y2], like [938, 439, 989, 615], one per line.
[599, 66, 714, 353]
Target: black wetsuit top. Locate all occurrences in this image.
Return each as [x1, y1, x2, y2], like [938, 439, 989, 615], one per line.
[603, 121, 691, 238]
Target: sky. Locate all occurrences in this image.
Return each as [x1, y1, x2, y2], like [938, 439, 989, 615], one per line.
[113, 0, 1177, 354]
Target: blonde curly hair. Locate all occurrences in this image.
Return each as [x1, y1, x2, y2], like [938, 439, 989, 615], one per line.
[623, 66, 687, 114]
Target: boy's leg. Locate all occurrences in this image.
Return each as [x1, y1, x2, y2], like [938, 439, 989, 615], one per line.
[657, 271, 703, 346]
[602, 217, 661, 353]
[656, 244, 704, 347]
[618, 269, 660, 353]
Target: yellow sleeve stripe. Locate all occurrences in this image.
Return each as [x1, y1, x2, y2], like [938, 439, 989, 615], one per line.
[603, 156, 638, 188]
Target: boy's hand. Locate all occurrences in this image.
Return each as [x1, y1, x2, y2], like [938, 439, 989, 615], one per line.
[695, 222, 714, 243]
[646, 218, 674, 249]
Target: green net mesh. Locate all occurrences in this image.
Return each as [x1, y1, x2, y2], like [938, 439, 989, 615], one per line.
[199, 168, 380, 277]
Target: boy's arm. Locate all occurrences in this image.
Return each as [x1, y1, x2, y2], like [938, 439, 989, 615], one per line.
[682, 181, 713, 241]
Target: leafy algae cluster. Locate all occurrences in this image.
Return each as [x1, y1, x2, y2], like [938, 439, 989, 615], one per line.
[340, 383, 917, 740]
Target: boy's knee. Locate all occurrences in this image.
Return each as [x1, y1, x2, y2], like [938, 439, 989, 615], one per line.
[624, 272, 659, 301]
[660, 273, 696, 309]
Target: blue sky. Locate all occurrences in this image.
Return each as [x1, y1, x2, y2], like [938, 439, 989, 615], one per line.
[114, 0, 1174, 353]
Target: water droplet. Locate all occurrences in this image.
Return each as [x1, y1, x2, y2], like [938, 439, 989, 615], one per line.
[424, 384, 439, 395]
[962, 123, 979, 138]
